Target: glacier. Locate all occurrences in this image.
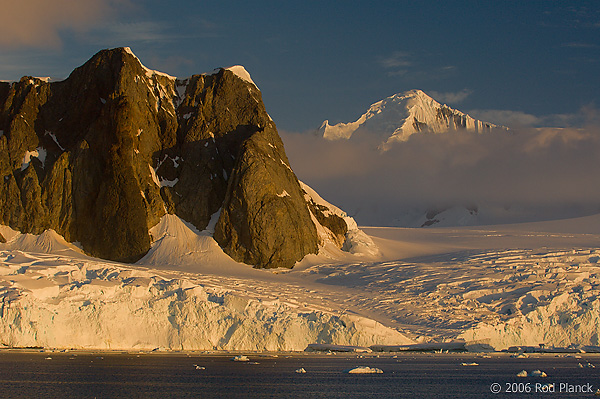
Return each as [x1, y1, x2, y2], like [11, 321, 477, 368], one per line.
[0, 208, 405, 351]
[0, 253, 407, 350]
[1, 212, 600, 352]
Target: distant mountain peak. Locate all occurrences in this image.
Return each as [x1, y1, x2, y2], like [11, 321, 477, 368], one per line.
[319, 89, 501, 148]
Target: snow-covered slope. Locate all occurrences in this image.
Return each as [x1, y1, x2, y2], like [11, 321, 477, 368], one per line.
[0, 226, 86, 258]
[300, 181, 381, 258]
[1, 214, 599, 351]
[319, 90, 499, 148]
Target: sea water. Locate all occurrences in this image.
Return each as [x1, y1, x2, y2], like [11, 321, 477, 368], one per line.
[0, 351, 598, 398]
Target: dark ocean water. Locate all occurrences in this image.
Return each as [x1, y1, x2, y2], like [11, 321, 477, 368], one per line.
[0, 351, 598, 398]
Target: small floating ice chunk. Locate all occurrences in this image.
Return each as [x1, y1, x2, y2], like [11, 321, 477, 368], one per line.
[295, 368, 307, 373]
[231, 355, 249, 362]
[460, 362, 479, 366]
[346, 366, 383, 374]
[511, 353, 528, 358]
[517, 370, 528, 377]
[578, 362, 595, 368]
[531, 370, 547, 377]
[194, 365, 205, 370]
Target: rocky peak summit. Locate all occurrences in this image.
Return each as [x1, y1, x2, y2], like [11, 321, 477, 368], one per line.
[0, 47, 356, 268]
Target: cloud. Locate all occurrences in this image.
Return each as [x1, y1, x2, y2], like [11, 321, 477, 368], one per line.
[0, 0, 131, 49]
[468, 110, 542, 127]
[379, 51, 412, 69]
[378, 51, 459, 82]
[81, 17, 221, 48]
[146, 54, 194, 75]
[281, 125, 600, 225]
[562, 42, 599, 49]
[428, 89, 472, 105]
[469, 106, 599, 128]
[378, 51, 413, 76]
[80, 20, 190, 48]
[100, 21, 174, 43]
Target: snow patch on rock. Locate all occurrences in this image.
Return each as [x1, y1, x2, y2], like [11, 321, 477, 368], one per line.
[225, 65, 257, 88]
[21, 147, 46, 170]
[124, 47, 176, 80]
[300, 181, 380, 257]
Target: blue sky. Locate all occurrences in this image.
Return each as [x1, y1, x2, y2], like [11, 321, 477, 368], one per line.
[2, 0, 599, 131]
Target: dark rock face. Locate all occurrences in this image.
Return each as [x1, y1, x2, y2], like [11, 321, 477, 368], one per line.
[0, 47, 326, 267]
[214, 128, 318, 268]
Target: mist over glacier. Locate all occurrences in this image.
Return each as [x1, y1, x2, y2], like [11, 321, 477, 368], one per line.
[281, 123, 600, 226]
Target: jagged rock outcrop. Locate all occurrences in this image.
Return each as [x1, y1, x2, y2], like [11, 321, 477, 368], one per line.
[0, 47, 348, 267]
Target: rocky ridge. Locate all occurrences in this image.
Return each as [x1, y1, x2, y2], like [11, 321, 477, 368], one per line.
[0, 47, 351, 268]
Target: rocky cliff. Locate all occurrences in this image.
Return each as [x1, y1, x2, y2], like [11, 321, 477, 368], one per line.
[0, 47, 348, 268]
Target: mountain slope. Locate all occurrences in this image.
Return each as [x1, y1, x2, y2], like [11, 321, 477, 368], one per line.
[0, 47, 352, 268]
[319, 89, 500, 148]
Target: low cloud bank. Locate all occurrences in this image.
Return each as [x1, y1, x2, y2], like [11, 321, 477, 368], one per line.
[281, 125, 600, 226]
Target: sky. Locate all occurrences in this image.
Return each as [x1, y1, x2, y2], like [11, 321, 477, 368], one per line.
[2, 0, 600, 132]
[2, 0, 600, 226]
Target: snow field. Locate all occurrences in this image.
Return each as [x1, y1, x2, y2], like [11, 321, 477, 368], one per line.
[1, 213, 599, 351]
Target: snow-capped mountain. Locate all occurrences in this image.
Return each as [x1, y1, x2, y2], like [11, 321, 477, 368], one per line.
[313, 89, 509, 227]
[319, 89, 500, 148]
